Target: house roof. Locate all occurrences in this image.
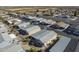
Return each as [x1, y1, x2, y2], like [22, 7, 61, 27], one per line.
[25, 25, 41, 33]
[57, 21, 69, 28]
[0, 35, 4, 43]
[0, 22, 7, 33]
[20, 24, 41, 35]
[7, 18, 22, 24]
[54, 15, 77, 21]
[0, 33, 12, 48]
[0, 33, 24, 52]
[18, 22, 30, 29]
[31, 30, 57, 43]
[3, 44, 24, 52]
[49, 36, 71, 52]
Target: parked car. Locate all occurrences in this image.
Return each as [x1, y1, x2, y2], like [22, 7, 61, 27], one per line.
[17, 29, 28, 35]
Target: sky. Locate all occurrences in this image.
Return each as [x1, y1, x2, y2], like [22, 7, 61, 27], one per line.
[0, 0, 79, 6]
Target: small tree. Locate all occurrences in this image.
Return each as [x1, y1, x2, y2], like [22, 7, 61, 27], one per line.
[0, 16, 4, 21]
[22, 36, 30, 42]
[29, 48, 38, 52]
[74, 11, 77, 16]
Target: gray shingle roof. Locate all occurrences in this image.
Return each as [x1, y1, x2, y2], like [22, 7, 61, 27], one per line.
[31, 30, 57, 43]
[21, 25, 41, 34]
[0, 33, 12, 48]
[0, 34, 4, 43]
[18, 22, 30, 28]
[49, 36, 71, 52]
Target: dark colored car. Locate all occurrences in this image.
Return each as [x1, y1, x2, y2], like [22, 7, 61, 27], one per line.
[17, 29, 28, 35]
